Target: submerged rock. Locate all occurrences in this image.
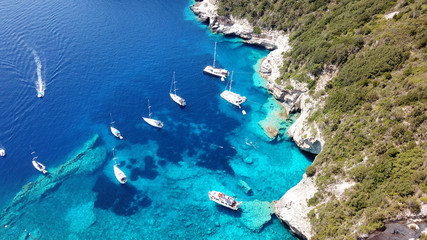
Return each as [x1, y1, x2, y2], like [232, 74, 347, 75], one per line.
[0, 134, 107, 227]
[240, 200, 273, 232]
[66, 202, 96, 232]
[238, 180, 252, 195]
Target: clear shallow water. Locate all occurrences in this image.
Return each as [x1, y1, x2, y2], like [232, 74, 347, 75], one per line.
[0, 0, 312, 239]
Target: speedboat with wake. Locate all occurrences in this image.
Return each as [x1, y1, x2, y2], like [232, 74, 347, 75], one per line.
[37, 89, 44, 98]
[110, 113, 123, 139]
[31, 152, 48, 174]
[142, 99, 163, 128]
[169, 72, 186, 107]
[112, 148, 127, 184]
[208, 191, 242, 211]
[220, 71, 247, 108]
[203, 42, 229, 81]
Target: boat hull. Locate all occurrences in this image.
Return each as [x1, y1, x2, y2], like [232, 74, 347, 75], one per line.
[220, 90, 247, 107]
[114, 165, 127, 184]
[110, 126, 123, 139]
[0, 149, 5, 157]
[208, 191, 241, 211]
[143, 117, 163, 128]
[170, 93, 186, 106]
[203, 66, 229, 78]
[32, 160, 48, 174]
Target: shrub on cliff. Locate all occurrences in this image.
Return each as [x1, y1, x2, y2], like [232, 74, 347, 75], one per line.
[306, 165, 316, 177]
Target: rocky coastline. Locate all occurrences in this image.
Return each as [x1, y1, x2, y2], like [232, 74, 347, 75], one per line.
[191, 0, 324, 239]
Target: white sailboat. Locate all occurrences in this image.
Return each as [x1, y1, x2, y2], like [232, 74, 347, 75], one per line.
[112, 148, 127, 184]
[0, 148, 5, 157]
[31, 152, 48, 174]
[110, 113, 123, 139]
[203, 42, 229, 81]
[142, 99, 163, 128]
[169, 72, 186, 107]
[208, 191, 242, 211]
[220, 71, 247, 108]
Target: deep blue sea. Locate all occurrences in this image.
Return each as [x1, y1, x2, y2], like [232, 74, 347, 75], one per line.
[0, 0, 312, 239]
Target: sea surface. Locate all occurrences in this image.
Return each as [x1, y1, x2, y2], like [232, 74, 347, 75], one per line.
[0, 0, 313, 239]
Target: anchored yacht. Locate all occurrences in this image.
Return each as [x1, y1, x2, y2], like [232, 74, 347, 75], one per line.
[142, 99, 163, 128]
[220, 71, 247, 108]
[31, 152, 48, 174]
[110, 113, 123, 139]
[169, 72, 186, 107]
[112, 148, 127, 184]
[203, 42, 229, 80]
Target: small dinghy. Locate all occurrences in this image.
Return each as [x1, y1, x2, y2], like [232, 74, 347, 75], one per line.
[170, 72, 186, 107]
[208, 191, 242, 211]
[220, 71, 247, 108]
[112, 148, 127, 184]
[31, 152, 48, 174]
[142, 99, 163, 128]
[0, 148, 5, 157]
[203, 42, 229, 80]
[110, 113, 123, 139]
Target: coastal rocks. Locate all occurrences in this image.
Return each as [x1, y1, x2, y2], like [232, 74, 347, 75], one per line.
[287, 93, 324, 155]
[191, 0, 286, 50]
[0, 134, 106, 227]
[275, 174, 317, 240]
[286, 66, 337, 154]
[240, 200, 274, 232]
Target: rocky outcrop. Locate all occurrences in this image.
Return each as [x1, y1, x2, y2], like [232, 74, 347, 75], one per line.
[286, 65, 337, 155]
[275, 174, 317, 239]
[191, 0, 285, 50]
[0, 134, 107, 227]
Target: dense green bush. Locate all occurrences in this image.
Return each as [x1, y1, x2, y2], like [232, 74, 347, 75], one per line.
[306, 165, 316, 177]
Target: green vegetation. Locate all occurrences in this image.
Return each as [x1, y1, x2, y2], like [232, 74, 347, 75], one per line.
[216, 0, 427, 238]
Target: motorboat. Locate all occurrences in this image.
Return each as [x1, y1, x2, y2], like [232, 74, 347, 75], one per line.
[208, 191, 242, 211]
[0, 148, 5, 157]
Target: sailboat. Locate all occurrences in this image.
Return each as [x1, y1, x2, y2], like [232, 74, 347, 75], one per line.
[220, 71, 247, 108]
[203, 42, 229, 81]
[169, 72, 186, 107]
[112, 148, 127, 184]
[142, 99, 163, 128]
[31, 152, 48, 174]
[110, 113, 123, 139]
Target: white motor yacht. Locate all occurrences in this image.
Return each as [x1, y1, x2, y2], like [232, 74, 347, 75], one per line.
[208, 191, 242, 211]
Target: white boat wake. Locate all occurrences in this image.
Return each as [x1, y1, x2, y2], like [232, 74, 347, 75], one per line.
[32, 50, 45, 98]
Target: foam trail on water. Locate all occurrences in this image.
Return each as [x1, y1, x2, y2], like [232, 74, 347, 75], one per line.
[32, 50, 45, 97]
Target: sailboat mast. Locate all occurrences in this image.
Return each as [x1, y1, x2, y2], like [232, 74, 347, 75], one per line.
[148, 99, 152, 118]
[213, 42, 217, 68]
[173, 72, 177, 95]
[110, 113, 113, 125]
[229, 71, 234, 91]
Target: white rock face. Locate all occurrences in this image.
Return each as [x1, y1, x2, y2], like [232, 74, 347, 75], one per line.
[275, 174, 317, 239]
[287, 93, 324, 155]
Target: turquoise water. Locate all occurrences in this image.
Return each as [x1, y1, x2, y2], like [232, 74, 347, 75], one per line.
[0, 0, 312, 238]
